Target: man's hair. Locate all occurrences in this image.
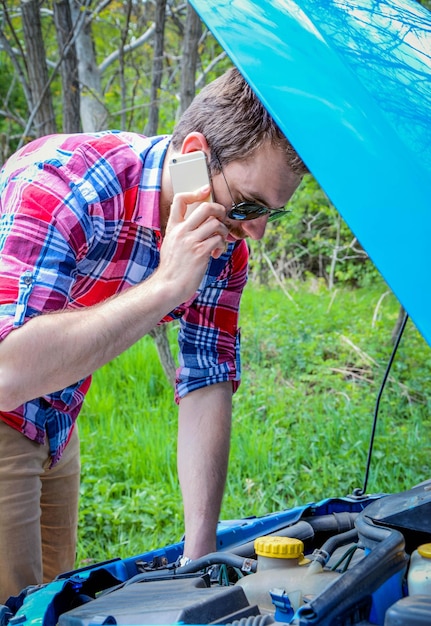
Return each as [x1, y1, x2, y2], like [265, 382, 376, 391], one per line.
[171, 67, 308, 177]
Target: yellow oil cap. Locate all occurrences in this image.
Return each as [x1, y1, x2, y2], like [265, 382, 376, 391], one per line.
[418, 544, 431, 559]
[254, 536, 304, 559]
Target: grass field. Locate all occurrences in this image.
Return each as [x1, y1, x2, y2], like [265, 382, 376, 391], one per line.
[77, 279, 431, 566]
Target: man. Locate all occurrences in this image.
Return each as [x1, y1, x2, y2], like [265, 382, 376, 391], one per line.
[0, 67, 307, 602]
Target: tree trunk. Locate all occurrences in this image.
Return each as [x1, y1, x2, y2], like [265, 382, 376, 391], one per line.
[69, 0, 107, 132]
[118, 0, 133, 131]
[149, 326, 177, 386]
[179, 3, 202, 115]
[20, 0, 57, 137]
[53, 0, 81, 133]
[148, 4, 204, 386]
[144, 0, 167, 136]
[143, 0, 176, 386]
[147, 4, 203, 387]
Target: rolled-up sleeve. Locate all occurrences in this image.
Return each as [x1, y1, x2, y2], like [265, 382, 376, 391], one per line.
[175, 240, 248, 401]
[0, 169, 80, 342]
[0, 166, 86, 456]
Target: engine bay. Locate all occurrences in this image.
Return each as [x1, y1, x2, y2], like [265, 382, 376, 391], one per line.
[5, 479, 431, 626]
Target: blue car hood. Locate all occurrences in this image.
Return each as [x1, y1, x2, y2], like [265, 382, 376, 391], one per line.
[190, 0, 431, 345]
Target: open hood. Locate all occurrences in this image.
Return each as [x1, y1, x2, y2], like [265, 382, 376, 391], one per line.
[189, 0, 431, 345]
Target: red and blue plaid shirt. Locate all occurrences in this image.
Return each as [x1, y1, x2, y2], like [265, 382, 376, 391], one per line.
[0, 131, 248, 464]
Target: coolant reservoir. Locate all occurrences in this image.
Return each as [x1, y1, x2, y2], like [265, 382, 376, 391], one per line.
[408, 543, 431, 595]
[236, 536, 339, 613]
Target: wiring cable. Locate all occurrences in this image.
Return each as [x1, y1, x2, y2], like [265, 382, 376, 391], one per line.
[354, 311, 409, 496]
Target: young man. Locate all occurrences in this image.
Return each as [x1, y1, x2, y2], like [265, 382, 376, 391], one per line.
[0, 67, 307, 602]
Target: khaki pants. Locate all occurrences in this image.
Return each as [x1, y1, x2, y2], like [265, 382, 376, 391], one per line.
[0, 420, 80, 604]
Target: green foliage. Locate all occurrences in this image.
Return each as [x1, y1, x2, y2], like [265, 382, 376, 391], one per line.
[77, 281, 431, 565]
[0, 3, 390, 286]
[77, 333, 183, 564]
[249, 176, 380, 288]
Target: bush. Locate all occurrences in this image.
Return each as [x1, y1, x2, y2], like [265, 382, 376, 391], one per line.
[249, 176, 380, 288]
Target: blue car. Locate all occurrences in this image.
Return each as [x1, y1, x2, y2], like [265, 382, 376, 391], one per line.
[3, 1, 431, 624]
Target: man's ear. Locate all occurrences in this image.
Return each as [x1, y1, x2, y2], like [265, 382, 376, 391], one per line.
[181, 132, 210, 155]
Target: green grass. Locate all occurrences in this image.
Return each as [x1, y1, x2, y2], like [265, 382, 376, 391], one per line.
[77, 279, 431, 566]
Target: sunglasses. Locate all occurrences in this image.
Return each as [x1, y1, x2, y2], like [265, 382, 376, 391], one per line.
[213, 152, 291, 222]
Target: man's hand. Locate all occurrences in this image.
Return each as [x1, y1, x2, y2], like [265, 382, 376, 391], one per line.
[158, 185, 229, 303]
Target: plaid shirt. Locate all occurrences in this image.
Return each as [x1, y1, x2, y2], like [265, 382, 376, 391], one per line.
[0, 131, 248, 464]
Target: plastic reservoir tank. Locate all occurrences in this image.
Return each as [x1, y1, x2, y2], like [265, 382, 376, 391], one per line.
[408, 543, 431, 596]
[236, 536, 340, 613]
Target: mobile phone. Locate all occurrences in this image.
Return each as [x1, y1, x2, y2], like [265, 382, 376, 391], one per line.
[169, 151, 213, 215]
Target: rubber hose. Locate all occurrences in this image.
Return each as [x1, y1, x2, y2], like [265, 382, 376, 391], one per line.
[310, 528, 359, 567]
[296, 521, 407, 625]
[304, 512, 358, 535]
[176, 552, 257, 575]
[230, 520, 315, 558]
[230, 513, 358, 559]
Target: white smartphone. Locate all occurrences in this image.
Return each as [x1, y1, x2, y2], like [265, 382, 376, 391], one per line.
[169, 151, 213, 215]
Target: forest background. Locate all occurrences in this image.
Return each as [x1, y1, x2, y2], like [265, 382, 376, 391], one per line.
[0, 0, 430, 564]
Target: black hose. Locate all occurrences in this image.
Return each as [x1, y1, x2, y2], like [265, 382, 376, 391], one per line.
[229, 513, 358, 559]
[358, 312, 409, 496]
[309, 528, 359, 568]
[296, 520, 407, 625]
[304, 512, 358, 535]
[117, 514, 359, 590]
[120, 552, 258, 587]
[176, 552, 257, 575]
[229, 521, 315, 557]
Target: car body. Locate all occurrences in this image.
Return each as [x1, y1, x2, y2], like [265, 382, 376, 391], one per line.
[190, 0, 431, 347]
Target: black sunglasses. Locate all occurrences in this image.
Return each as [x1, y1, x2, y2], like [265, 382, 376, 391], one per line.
[213, 152, 291, 222]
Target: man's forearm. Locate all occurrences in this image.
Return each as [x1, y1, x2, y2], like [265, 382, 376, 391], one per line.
[0, 188, 229, 411]
[177, 382, 233, 559]
[0, 272, 176, 411]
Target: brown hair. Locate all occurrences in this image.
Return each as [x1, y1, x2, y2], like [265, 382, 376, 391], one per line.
[171, 67, 308, 177]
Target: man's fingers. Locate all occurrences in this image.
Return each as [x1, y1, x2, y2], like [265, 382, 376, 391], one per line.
[169, 185, 214, 222]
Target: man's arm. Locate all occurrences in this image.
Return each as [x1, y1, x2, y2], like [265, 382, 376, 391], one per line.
[0, 188, 227, 411]
[177, 381, 233, 559]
